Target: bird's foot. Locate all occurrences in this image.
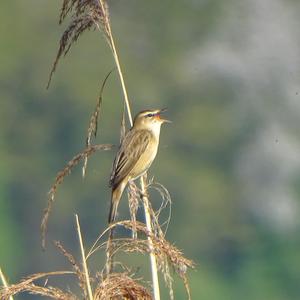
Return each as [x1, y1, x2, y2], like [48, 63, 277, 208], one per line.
[139, 190, 149, 199]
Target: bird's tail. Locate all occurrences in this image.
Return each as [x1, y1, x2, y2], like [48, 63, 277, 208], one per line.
[106, 184, 124, 275]
[108, 181, 126, 223]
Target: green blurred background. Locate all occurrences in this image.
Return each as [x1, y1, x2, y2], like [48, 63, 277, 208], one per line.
[1, 0, 300, 299]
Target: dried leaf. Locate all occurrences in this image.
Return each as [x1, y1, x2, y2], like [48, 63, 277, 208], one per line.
[54, 241, 88, 298]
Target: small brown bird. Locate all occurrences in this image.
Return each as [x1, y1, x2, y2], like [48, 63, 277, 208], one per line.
[108, 108, 170, 223]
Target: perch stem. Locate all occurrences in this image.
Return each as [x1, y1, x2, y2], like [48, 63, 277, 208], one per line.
[141, 176, 161, 300]
[97, 2, 161, 298]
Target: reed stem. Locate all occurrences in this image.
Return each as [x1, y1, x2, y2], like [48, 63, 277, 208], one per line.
[141, 176, 161, 300]
[97, 1, 161, 298]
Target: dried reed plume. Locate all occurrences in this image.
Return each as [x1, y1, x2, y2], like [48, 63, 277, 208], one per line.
[94, 273, 152, 300]
[83, 69, 115, 178]
[54, 241, 87, 298]
[41, 143, 113, 249]
[2, 214, 194, 299]
[47, 0, 111, 88]
[0, 271, 76, 300]
[88, 219, 195, 299]
[103, 221, 195, 274]
[128, 181, 140, 239]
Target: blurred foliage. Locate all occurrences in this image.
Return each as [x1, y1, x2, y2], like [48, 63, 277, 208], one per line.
[1, 0, 300, 299]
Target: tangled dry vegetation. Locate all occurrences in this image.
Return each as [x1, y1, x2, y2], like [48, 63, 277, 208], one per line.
[0, 0, 195, 299]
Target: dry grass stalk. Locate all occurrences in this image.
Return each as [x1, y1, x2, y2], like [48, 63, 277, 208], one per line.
[89, 220, 194, 299]
[105, 230, 114, 276]
[0, 268, 14, 300]
[117, 220, 195, 270]
[128, 181, 140, 239]
[94, 272, 152, 300]
[14, 283, 77, 300]
[147, 180, 172, 235]
[54, 241, 87, 298]
[47, 0, 110, 88]
[75, 214, 94, 300]
[140, 176, 161, 300]
[83, 70, 114, 178]
[41, 143, 113, 250]
[85, 174, 192, 299]
[120, 103, 126, 143]
[182, 274, 192, 300]
[0, 271, 75, 300]
[144, 180, 174, 299]
[161, 261, 174, 300]
[106, 220, 195, 299]
[88, 221, 190, 299]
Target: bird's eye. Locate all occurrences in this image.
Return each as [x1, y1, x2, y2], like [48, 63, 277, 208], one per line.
[146, 113, 154, 117]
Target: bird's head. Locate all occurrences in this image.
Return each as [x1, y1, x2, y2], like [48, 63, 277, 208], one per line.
[133, 109, 171, 130]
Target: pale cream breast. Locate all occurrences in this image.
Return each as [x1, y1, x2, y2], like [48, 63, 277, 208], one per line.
[129, 135, 159, 180]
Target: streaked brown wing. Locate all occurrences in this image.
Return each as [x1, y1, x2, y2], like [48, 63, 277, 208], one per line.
[110, 129, 151, 188]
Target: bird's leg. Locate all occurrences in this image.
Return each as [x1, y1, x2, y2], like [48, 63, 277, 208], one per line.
[139, 191, 148, 199]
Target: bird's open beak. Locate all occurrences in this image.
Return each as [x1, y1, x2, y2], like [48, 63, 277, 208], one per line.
[157, 108, 171, 123]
